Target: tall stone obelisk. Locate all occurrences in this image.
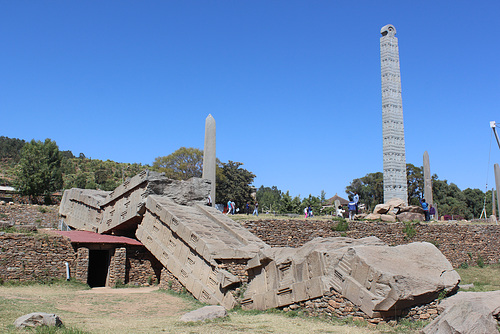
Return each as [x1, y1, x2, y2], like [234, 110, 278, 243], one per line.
[423, 151, 433, 204]
[380, 24, 408, 203]
[202, 114, 216, 206]
[495, 164, 500, 223]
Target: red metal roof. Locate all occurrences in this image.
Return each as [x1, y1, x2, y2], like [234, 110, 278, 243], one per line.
[54, 231, 143, 246]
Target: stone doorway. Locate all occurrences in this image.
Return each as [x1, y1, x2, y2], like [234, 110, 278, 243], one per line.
[87, 250, 110, 287]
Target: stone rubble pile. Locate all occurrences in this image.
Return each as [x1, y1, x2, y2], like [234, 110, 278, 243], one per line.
[60, 170, 460, 318]
[357, 197, 425, 222]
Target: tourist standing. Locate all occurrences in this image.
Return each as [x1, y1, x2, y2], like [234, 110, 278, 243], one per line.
[253, 202, 259, 216]
[231, 201, 236, 215]
[304, 206, 308, 219]
[429, 204, 436, 220]
[227, 200, 232, 215]
[353, 192, 360, 214]
[246, 202, 250, 215]
[348, 200, 356, 221]
[420, 198, 430, 221]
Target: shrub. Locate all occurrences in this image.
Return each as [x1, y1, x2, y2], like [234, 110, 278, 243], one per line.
[332, 219, 349, 232]
[477, 255, 485, 268]
[403, 222, 417, 239]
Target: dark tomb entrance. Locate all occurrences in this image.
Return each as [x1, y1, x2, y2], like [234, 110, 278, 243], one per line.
[87, 250, 110, 287]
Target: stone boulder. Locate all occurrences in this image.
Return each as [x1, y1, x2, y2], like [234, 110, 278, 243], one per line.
[423, 291, 500, 334]
[385, 197, 405, 208]
[380, 214, 396, 222]
[373, 203, 391, 214]
[399, 205, 424, 214]
[179, 305, 227, 322]
[364, 213, 381, 220]
[14, 312, 63, 328]
[396, 212, 424, 222]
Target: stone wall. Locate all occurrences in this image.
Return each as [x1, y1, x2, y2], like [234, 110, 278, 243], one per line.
[241, 220, 500, 268]
[108, 247, 126, 286]
[126, 246, 163, 285]
[75, 247, 89, 283]
[0, 234, 76, 282]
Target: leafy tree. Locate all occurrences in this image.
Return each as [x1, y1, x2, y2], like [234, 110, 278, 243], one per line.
[346, 172, 383, 211]
[216, 161, 255, 210]
[463, 188, 485, 219]
[152, 147, 204, 180]
[15, 139, 63, 202]
[300, 194, 322, 216]
[256, 186, 282, 213]
[0, 136, 26, 161]
[407, 163, 424, 205]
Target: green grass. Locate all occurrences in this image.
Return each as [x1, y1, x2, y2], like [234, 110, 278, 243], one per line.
[456, 263, 500, 292]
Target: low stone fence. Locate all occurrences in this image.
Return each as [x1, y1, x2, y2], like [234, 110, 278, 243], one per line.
[241, 219, 500, 268]
[0, 234, 76, 282]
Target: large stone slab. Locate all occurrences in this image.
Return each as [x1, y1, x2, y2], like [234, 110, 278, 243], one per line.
[423, 291, 500, 334]
[136, 194, 269, 309]
[242, 237, 459, 317]
[59, 188, 110, 232]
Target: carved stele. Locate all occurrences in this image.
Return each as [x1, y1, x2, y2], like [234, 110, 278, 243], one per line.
[423, 151, 433, 205]
[495, 164, 500, 221]
[202, 114, 216, 206]
[380, 24, 408, 203]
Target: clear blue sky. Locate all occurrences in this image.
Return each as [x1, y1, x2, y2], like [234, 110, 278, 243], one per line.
[2, 1, 499, 200]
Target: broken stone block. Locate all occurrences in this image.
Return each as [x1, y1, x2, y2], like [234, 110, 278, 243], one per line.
[423, 291, 500, 334]
[243, 237, 459, 318]
[59, 188, 109, 232]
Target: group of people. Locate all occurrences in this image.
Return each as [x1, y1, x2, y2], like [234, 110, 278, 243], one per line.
[420, 198, 436, 221]
[346, 192, 360, 220]
[303, 205, 314, 218]
[226, 201, 259, 216]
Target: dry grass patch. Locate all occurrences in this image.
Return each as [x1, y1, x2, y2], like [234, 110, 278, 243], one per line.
[456, 263, 500, 292]
[0, 282, 431, 333]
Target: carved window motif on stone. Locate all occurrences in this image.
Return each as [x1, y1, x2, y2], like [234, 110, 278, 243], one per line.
[278, 262, 292, 284]
[171, 217, 179, 227]
[190, 233, 199, 244]
[186, 254, 196, 267]
[201, 290, 210, 301]
[180, 269, 188, 278]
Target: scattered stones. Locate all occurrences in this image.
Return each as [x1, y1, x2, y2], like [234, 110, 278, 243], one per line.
[179, 305, 227, 322]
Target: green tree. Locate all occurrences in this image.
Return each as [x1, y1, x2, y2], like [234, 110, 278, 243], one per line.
[0, 136, 26, 161]
[256, 186, 282, 213]
[216, 161, 255, 210]
[463, 188, 485, 219]
[15, 138, 63, 202]
[151, 147, 204, 180]
[407, 163, 424, 205]
[346, 172, 383, 211]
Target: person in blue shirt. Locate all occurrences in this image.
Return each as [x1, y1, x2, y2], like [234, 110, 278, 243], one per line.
[420, 198, 430, 221]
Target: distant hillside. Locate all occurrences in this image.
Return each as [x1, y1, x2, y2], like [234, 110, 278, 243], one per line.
[0, 136, 150, 190]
